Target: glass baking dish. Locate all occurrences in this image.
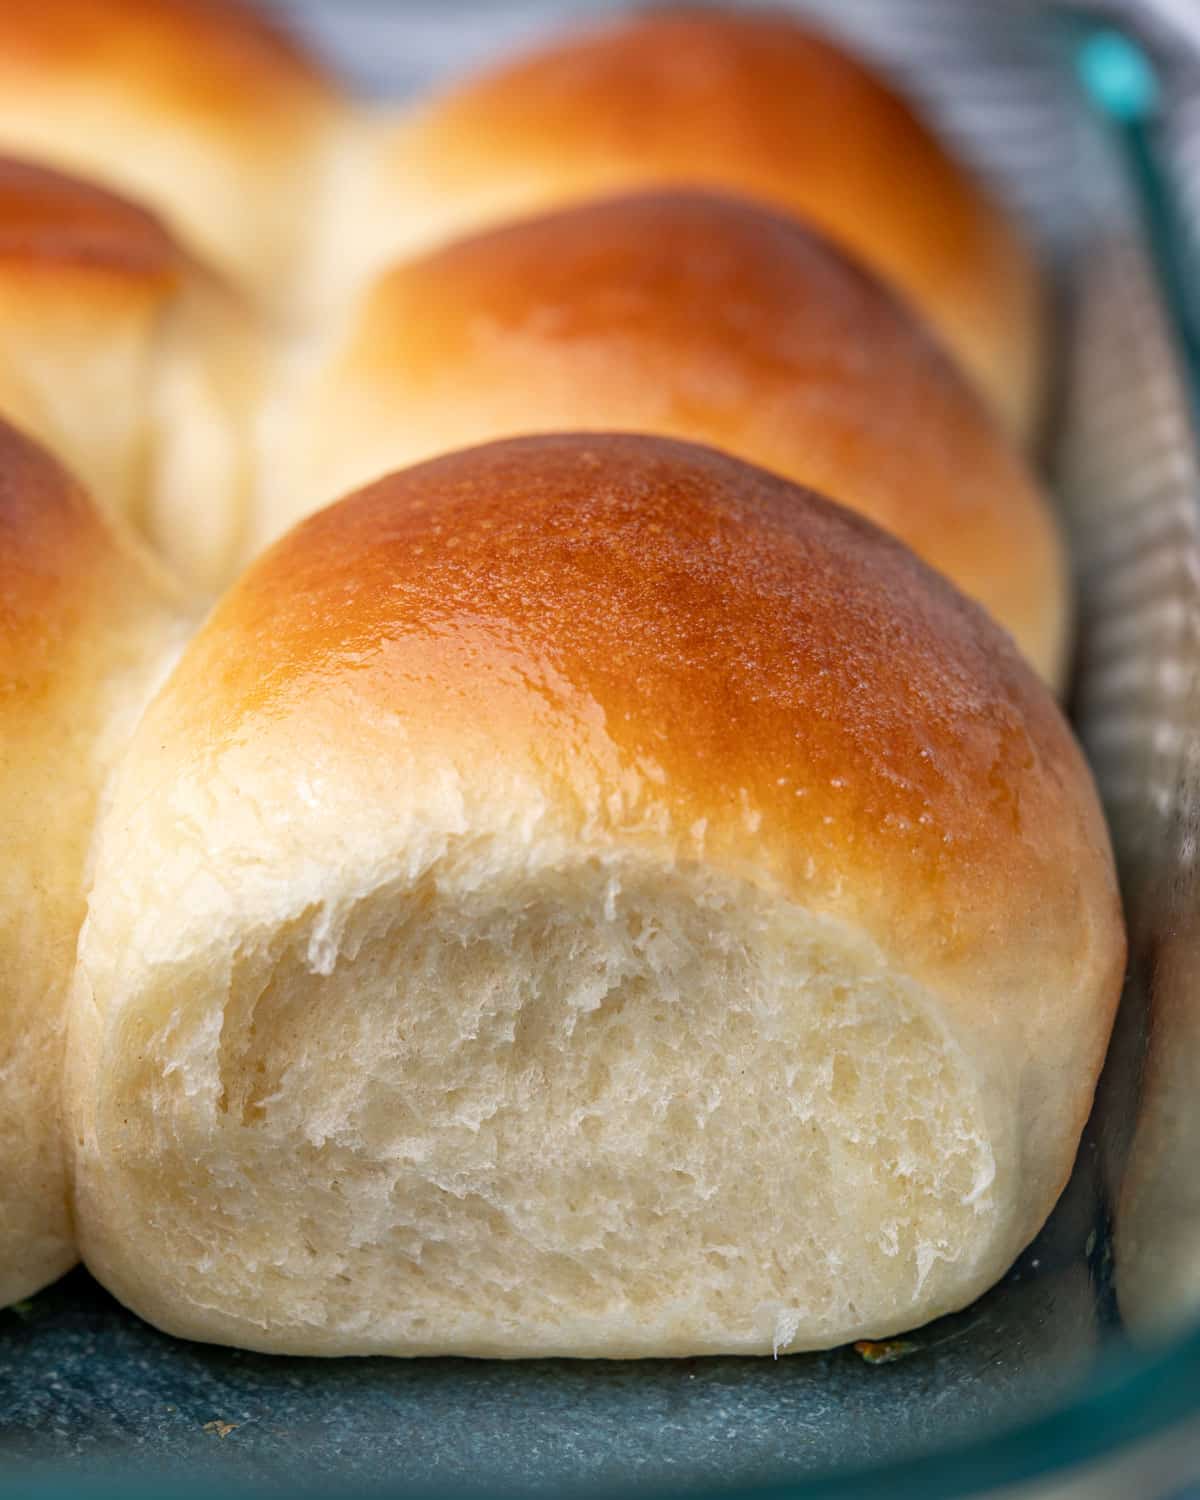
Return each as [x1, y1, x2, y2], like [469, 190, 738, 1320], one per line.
[3, 2, 1200, 1496]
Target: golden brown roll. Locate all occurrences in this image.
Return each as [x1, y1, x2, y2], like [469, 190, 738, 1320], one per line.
[0, 418, 184, 1306]
[67, 433, 1123, 1357]
[0, 0, 344, 303]
[328, 7, 1043, 435]
[0, 156, 261, 592]
[267, 191, 1065, 682]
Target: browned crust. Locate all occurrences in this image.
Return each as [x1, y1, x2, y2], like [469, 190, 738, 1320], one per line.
[334, 190, 1063, 678]
[0, 417, 105, 592]
[392, 7, 1041, 432]
[177, 434, 1120, 1021]
[0, 419, 138, 697]
[0, 0, 338, 130]
[0, 157, 181, 279]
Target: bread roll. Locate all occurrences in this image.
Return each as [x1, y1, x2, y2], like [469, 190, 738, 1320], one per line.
[0, 418, 183, 1306]
[0, 0, 343, 303]
[326, 7, 1042, 436]
[0, 156, 261, 592]
[267, 192, 1065, 683]
[67, 433, 1123, 1357]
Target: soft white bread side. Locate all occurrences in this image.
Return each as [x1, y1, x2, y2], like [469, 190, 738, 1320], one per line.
[321, 7, 1043, 436]
[0, 0, 345, 305]
[0, 156, 262, 593]
[263, 192, 1066, 684]
[0, 418, 184, 1306]
[67, 434, 1124, 1357]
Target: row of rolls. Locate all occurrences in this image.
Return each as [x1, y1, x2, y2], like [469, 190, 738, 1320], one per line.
[1, 0, 1127, 1359]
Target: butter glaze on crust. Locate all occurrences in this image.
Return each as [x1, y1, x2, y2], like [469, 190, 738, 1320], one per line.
[0, 418, 182, 1305]
[69, 435, 1122, 1356]
[272, 191, 1065, 681]
[340, 7, 1042, 434]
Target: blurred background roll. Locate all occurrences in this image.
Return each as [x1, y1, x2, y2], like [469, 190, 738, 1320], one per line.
[0, 0, 346, 307]
[0, 156, 261, 593]
[319, 6, 1044, 438]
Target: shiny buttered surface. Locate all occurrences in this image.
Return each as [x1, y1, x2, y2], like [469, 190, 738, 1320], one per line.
[0, 0, 1124, 1360]
[68, 434, 1123, 1356]
[264, 191, 1066, 683]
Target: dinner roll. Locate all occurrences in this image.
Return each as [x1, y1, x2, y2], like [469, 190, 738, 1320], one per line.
[327, 7, 1042, 435]
[0, 0, 344, 303]
[1, 418, 184, 1306]
[0, 156, 261, 593]
[266, 192, 1065, 683]
[67, 434, 1123, 1357]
